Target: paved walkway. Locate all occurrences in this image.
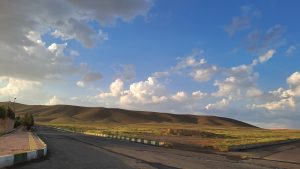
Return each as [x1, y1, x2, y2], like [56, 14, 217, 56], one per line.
[0, 130, 44, 156]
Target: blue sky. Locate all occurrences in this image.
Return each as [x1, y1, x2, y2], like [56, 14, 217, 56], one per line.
[0, 0, 300, 128]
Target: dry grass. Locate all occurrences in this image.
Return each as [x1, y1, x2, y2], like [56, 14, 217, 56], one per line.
[38, 121, 300, 151]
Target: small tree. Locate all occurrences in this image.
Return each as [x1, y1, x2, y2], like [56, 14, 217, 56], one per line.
[6, 107, 15, 120]
[14, 116, 22, 128]
[0, 106, 6, 119]
[23, 112, 34, 130]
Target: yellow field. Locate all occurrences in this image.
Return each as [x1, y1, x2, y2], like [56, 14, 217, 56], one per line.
[38, 121, 300, 151]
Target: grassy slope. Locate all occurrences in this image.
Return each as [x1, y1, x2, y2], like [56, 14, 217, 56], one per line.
[1, 102, 300, 151]
[0, 102, 256, 128]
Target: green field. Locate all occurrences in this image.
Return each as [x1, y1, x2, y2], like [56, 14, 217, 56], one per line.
[39, 121, 300, 151]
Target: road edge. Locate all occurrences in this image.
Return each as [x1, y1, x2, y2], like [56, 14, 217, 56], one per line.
[52, 126, 170, 147]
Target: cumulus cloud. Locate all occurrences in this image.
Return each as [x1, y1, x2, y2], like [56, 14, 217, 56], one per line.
[246, 87, 262, 97]
[174, 50, 206, 70]
[0, 77, 41, 96]
[286, 72, 300, 97]
[46, 96, 62, 105]
[192, 91, 208, 99]
[171, 91, 188, 102]
[251, 97, 295, 111]
[250, 71, 300, 112]
[121, 77, 165, 105]
[205, 98, 231, 110]
[110, 79, 124, 96]
[190, 66, 218, 82]
[0, 76, 47, 104]
[0, 0, 152, 82]
[173, 50, 218, 82]
[287, 72, 300, 86]
[97, 79, 124, 99]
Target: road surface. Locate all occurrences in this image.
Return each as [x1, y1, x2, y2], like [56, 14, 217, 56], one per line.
[7, 127, 300, 169]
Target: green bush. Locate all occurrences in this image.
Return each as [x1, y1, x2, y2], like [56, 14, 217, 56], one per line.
[23, 112, 34, 130]
[6, 107, 15, 119]
[0, 106, 7, 119]
[14, 116, 22, 128]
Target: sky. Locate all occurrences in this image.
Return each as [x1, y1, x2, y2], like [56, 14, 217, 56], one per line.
[0, 0, 300, 129]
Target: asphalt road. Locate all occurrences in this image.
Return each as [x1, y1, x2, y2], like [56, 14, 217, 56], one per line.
[7, 127, 300, 169]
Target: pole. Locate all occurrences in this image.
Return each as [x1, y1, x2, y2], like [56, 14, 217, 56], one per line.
[13, 98, 16, 113]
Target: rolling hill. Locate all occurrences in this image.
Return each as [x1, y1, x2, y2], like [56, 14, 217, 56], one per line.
[0, 102, 257, 128]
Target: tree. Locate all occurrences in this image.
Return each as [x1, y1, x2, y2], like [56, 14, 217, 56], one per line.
[0, 106, 6, 119]
[6, 107, 15, 119]
[23, 112, 34, 130]
[14, 116, 22, 128]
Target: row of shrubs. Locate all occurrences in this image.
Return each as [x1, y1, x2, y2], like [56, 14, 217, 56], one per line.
[0, 106, 15, 119]
[0, 106, 34, 130]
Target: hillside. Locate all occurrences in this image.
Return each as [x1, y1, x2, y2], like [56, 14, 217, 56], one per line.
[0, 102, 257, 128]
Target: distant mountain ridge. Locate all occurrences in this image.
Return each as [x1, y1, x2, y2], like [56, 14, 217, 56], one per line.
[0, 102, 257, 128]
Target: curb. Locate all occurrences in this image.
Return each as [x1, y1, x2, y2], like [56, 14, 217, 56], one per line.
[52, 127, 168, 147]
[0, 133, 47, 168]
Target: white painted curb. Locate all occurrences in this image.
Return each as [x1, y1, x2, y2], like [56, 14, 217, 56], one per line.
[52, 126, 168, 147]
[0, 155, 14, 168]
[0, 134, 47, 168]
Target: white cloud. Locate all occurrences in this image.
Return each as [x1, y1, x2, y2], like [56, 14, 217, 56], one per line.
[76, 81, 85, 87]
[190, 66, 218, 82]
[110, 79, 124, 96]
[174, 50, 206, 70]
[0, 76, 48, 104]
[0, 77, 41, 96]
[259, 49, 276, 63]
[192, 91, 208, 99]
[97, 79, 124, 99]
[251, 97, 295, 111]
[246, 87, 262, 97]
[287, 72, 300, 86]
[212, 74, 259, 98]
[0, 0, 151, 82]
[173, 51, 218, 82]
[122, 77, 165, 104]
[96, 77, 167, 107]
[152, 71, 170, 78]
[48, 43, 68, 57]
[152, 96, 168, 104]
[205, 98, 230, 110]
[46, 96, 62, 105]
[249, 71, 300, 112]
[171, 91, 188, 102]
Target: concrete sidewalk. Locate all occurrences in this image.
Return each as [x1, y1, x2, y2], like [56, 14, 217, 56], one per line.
[0, 130, 44, 156]
[0, 130, 47, 168]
